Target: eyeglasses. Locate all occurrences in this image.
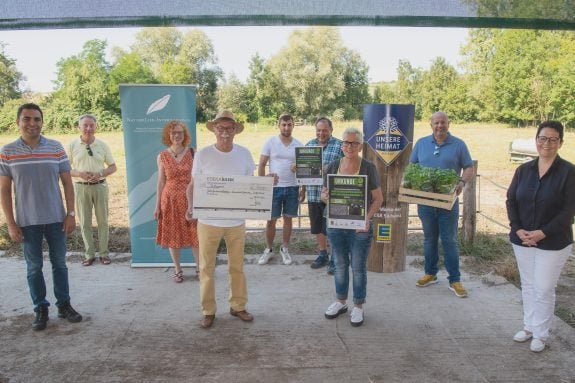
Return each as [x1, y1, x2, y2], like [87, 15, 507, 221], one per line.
[215, 125, 235, 133]
[433, 145, 440, 157]
[171, 130, 184, 136]
[342, 141, 361, 148]
[86, 144, 93, 156]
[536, 136, 560, 144]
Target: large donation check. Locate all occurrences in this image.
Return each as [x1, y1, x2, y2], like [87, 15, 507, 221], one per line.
[193, 175, 273, 220]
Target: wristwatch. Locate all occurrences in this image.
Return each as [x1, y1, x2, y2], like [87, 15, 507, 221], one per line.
[67, 211, 76, 217]
[459, 179, 466, 186]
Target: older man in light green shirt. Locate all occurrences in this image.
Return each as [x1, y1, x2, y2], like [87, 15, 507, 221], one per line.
[68, 114, 116, 266]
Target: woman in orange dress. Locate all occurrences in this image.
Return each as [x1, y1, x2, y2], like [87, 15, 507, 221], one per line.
[155, 121, 199, 283]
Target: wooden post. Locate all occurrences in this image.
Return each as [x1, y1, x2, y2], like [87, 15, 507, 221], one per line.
[362, 104, 414, 273]
[462, 160, 478, 245]
[364, 144, 411, 272]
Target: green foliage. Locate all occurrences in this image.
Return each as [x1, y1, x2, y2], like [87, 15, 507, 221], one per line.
[246, 27, 370, 121]
[0, 43, 23, 107]
[130, 28, 223, 121]
[463, 0, 575, 20]
[0, 98, 26, 133]
[461, 29, 575, 126]
[44, 39, 117, 132]
[402, 163, 459, 194]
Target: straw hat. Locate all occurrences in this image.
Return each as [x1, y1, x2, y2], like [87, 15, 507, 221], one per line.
[206, 110, 244, 134]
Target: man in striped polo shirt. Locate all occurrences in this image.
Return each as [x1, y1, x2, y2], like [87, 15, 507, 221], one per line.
[0, 103, 83, 331]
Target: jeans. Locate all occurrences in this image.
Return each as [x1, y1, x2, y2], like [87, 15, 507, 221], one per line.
[327, 224, 373, 305]
[513, 244, 571, 341]
[271, 186, 299, 218]
[21, 223, 70, 310]
[418, 203, 460, 283]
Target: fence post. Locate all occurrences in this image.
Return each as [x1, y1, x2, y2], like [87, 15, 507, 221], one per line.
[462, 160, 478, 245]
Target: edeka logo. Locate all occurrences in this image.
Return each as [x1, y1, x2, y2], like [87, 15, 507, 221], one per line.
[147, 94, 171, 115]
[373, 116, 410, 165]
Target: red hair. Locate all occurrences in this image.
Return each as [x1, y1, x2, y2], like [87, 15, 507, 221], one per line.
[161, 120, 191, 147]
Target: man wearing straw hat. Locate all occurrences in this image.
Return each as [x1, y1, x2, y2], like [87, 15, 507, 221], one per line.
[187, 110, 256, 329]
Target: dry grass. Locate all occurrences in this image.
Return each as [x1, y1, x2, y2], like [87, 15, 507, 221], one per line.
[1, 121, 574, 254]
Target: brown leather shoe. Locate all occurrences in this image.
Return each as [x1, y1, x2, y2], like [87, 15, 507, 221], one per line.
[200, 315, 215, 329]
[230, 308, 254, 322]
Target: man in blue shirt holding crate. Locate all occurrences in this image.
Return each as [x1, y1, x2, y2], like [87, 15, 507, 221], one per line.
[409, 111, 474, 298]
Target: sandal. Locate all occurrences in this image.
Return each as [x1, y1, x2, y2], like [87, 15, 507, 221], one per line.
[82, 258, 95, 266]
[100, 256, 111, 265]
[173, 270, 184, 283]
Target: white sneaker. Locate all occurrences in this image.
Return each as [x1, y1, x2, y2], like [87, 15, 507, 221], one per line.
[280, 246, 292, 265]
[324, 301, 348, 319]
[513, 330, 533, 343]
[258, 248, 274, 265]
[350, 306, 364, 327]
[530, 338, 546, 352]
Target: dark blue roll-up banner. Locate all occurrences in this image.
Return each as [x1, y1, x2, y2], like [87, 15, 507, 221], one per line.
[363, 104, 415, 166]
[119, 84, 196, 267]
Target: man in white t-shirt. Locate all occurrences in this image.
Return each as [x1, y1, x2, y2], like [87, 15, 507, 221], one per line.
[257, 113, 303, 266]
[186, 110, 256, 329]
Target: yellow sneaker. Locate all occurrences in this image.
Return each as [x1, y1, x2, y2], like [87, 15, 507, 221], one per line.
[449, 282, 468, 298]
[416, 274, 438, 287]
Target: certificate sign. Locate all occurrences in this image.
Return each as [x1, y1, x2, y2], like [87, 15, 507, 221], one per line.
[327, 175, 368, 229]
[295, 146, 323, 185]
[193, 175, 273, 220]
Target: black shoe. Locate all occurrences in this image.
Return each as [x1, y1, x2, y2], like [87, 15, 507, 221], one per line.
[58, 302, 83, 323]
[327, 261, 335, 275]
[32, 306, 49, 331]
[310, 254, 329, 269]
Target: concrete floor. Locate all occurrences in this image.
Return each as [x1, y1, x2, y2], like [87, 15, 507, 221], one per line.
[1, 254, 574, 383]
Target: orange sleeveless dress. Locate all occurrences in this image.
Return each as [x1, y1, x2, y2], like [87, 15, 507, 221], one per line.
[156, 149, 199, 248]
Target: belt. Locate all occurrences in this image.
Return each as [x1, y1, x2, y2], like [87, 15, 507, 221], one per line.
[76, 179, 106, 185]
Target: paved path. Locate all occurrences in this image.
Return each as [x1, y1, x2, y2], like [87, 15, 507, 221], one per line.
[1, 255, 574, 383]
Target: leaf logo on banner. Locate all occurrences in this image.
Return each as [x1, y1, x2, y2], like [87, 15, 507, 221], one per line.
[146, 95, 171, 115]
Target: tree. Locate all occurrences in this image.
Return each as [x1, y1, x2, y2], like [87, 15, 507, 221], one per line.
[0, 43, 23, 107]
[372, 81, 396, 104]
[395, 60, 424, 119]
[217, 74, 249, 121]
[130, 28, 222, 121]
[108, 51, 156, 112]
[46, 39, 119, 131]
[420, 57, 461, 119]
[261, 27, 369, 120]
[463, 0, 575, 20]
[335, 50, 371, 120]
[461, 29, 575, 126]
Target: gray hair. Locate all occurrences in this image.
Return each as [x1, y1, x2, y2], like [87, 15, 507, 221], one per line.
[79, 114, 97, 124]
[342, 127, 363, 143]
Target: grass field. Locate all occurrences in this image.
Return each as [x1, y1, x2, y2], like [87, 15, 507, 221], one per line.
[1, 121, 574, 326]
[1, 121, 574, 245]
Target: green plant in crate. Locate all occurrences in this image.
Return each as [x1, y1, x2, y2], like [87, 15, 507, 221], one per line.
[402, 163, 460, 194]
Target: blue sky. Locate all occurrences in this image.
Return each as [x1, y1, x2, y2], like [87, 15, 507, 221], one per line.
[1, 26, 468, 93]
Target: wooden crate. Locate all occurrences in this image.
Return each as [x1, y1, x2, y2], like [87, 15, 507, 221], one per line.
[398, 186, 457, 210]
